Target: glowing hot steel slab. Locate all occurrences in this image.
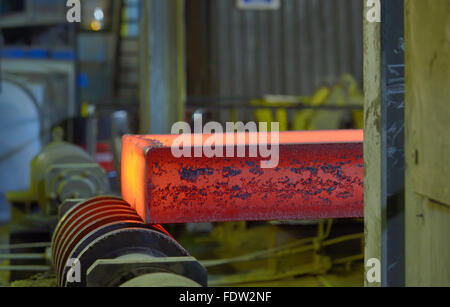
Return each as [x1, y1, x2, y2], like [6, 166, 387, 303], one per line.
[121, 130, 363, 224]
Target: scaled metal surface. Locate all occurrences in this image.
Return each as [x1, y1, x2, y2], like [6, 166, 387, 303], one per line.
[122, 130, 364, 224]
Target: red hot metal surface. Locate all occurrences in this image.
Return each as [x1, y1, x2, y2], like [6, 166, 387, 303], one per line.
[121, 130, 364, 224]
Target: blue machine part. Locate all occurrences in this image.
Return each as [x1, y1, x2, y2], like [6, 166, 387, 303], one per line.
[0, 47, 26, 59]
[51, 50, 75, 61]
[27, 48, 50, 59]
[0, 80, 42, 194]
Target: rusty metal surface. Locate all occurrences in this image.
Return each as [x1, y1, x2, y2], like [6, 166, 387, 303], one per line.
[121, 130, 364, 224]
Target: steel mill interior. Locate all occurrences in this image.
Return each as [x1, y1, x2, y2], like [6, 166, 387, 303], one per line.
[0, 0, 449, 289]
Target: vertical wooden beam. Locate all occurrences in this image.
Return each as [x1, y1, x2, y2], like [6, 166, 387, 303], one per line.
[364, 0, 407, 286]
[363, 0, 382, 287]
[404, 0, 450, 286]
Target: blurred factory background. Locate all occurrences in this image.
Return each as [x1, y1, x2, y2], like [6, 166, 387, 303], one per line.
[0, 0, 448, 287]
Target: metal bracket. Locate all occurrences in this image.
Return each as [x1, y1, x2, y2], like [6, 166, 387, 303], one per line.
[86, 256, 208, 287]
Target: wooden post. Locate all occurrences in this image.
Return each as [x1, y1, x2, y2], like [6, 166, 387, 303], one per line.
[363, 0, 382, 287]
[404, 0, 450, 286]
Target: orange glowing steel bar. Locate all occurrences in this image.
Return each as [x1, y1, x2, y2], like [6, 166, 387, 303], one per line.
[121, 130, 364, 224]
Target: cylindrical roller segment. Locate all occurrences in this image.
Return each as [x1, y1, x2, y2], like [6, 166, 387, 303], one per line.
[54, 205, 140, 270]
[57, 221, 147, 286]
[53, 196, 127, 240]
[55, 209, 142, 281]
[52, 198, 131, 263]
[54, 204, 139, 267]
[51, 197, 180, 287]
[52, 197, 126, 258]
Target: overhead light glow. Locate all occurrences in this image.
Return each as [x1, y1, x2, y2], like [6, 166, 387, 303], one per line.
[94, 7, 104, 21]
[91, 20, 103, 31]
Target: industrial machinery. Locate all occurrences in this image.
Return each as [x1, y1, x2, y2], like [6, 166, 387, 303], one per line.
[0, 77, 43, 199]
[119, 130, 364, 286]
[4, 130, 207, 287]
[3, 129, 364, 287]
[7, 128, 109, 217]
[51, 196, 207, 287]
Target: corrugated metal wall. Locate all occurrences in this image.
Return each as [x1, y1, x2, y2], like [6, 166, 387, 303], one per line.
[190, 0, 363, 98]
